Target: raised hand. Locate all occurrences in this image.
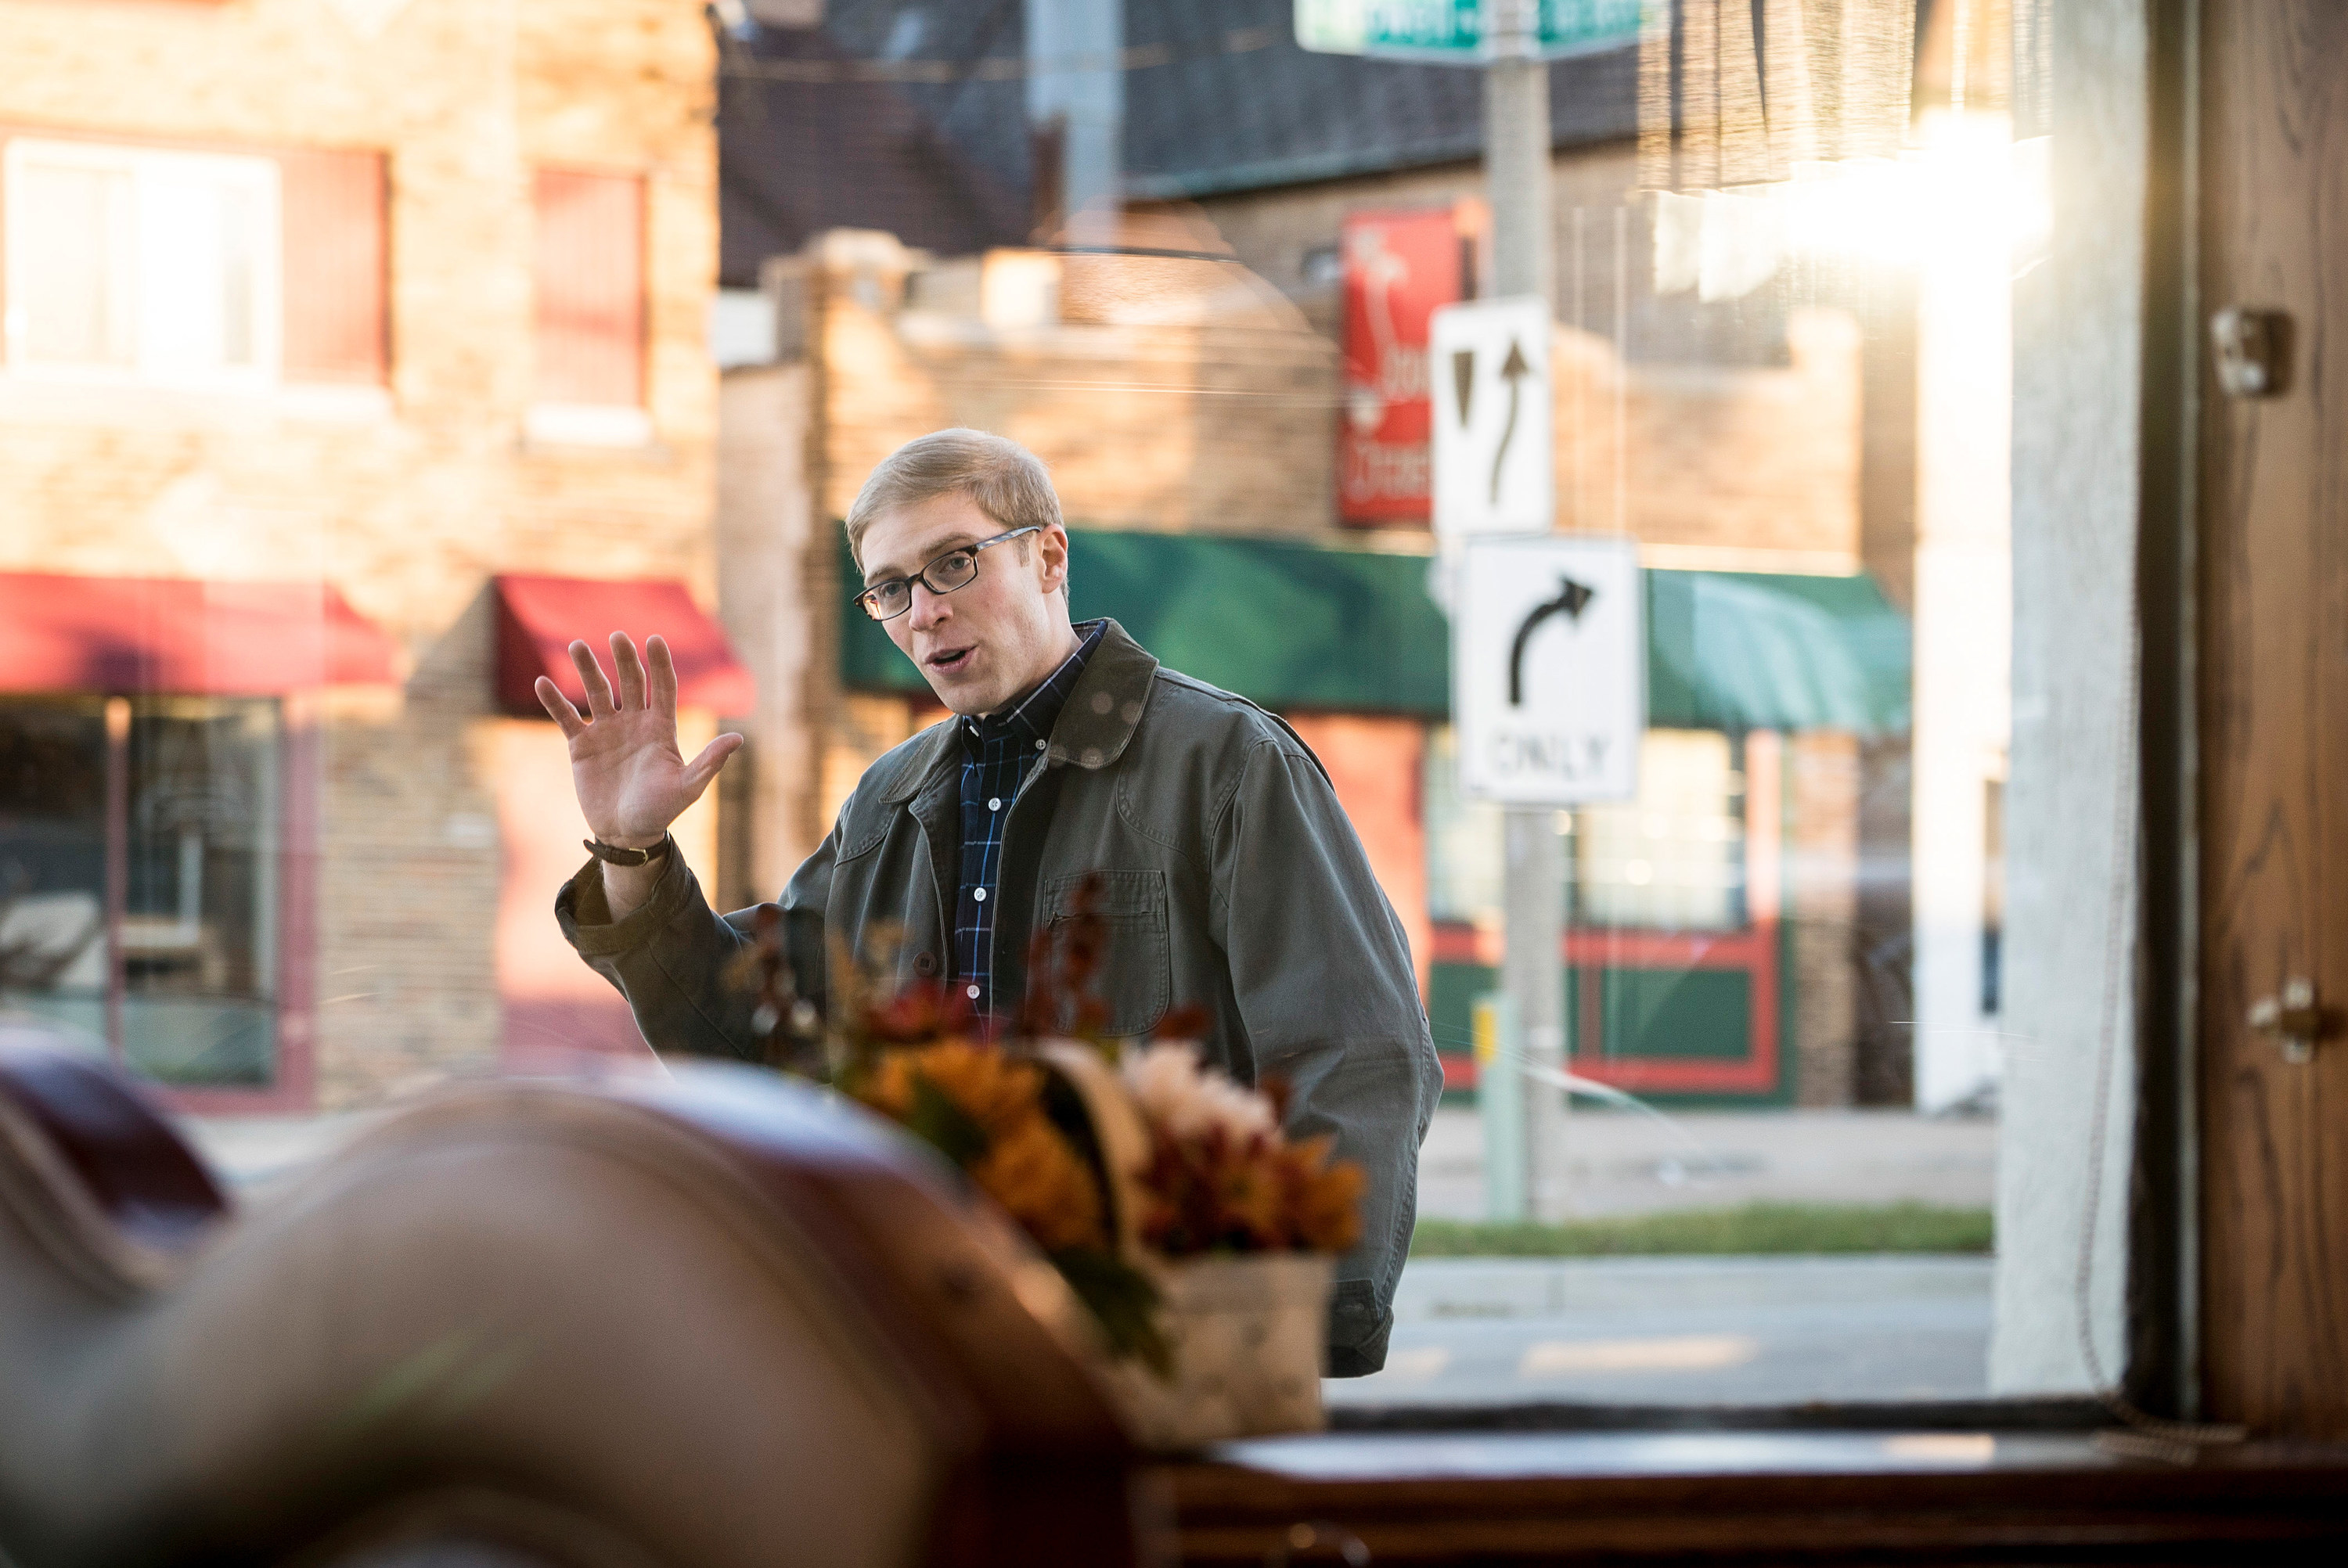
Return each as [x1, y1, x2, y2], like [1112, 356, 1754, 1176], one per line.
[536, 632, 743, 851]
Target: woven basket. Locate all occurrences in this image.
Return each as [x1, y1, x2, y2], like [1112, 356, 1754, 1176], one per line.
[1035, 1042, 1334, 1450]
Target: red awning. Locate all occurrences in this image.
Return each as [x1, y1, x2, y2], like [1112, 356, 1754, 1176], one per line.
[493, 574, 755, 716]
[0, 573, 400, 696]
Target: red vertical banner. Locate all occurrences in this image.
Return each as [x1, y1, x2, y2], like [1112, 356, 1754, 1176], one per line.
[1336, 207, 1470, 527]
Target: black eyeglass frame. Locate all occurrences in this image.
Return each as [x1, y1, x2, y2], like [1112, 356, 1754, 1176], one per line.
[855, 525, 1044, 622]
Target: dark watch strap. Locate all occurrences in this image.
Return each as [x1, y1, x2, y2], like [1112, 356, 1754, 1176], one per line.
[582, 833, 674, 867]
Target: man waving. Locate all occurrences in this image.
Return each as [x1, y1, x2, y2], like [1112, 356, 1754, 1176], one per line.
[546, 429, 1439, 1374]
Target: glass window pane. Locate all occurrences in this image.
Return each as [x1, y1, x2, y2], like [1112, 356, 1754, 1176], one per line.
[1574, 730, 1745, 931]
[1424, 725, 1503, 926]
[7, 161, 135, 366]
[122, 698, 279, 1087]
[140, 168, 264, 376]
[0, 699, 110, 1050]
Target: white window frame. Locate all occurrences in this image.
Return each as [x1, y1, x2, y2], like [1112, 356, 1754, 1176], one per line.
[2, 138, 282, 392]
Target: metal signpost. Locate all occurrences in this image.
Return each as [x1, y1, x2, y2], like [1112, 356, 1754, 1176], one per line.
[1302, 0, 1643, 1222]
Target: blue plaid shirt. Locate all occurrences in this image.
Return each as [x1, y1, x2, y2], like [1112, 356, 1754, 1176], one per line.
[953, 620, 1106, 1013]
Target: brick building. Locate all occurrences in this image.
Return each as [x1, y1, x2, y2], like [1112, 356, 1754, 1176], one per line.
[0, 0, 736, 1110]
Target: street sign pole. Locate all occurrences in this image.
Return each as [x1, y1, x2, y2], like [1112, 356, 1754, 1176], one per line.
[1473, 991, 1526, 1220]
[1484, 0, 1571, 1224]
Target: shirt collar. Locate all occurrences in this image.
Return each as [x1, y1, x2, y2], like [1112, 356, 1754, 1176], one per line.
[963, 620, 1106, 753]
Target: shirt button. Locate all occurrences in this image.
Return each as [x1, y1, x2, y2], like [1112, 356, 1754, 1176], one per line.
[1035, 739, 1046, 751]
[988, 797, 1002, 811]
[966, 985, 981, 1000]
[972, 887, 986, 901]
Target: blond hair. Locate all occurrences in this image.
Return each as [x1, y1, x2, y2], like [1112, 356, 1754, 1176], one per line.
[844, 429, 1064, 570]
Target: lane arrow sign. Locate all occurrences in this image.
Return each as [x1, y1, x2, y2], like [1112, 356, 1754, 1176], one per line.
[1431, 294, 1551, 538]
[1490, 338, 1532, 505]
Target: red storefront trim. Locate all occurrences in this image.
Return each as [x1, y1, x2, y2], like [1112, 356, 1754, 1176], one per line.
[492, 574, 754, 716]
[0, 573, 398, 695]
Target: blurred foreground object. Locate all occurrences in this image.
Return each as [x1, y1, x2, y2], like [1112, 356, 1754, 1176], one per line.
[794, 888, 1367, 1450]
[0, 1027, 1146, 1567]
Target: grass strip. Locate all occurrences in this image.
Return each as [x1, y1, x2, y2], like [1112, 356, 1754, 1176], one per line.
[1410, 1201, 1993, 1258]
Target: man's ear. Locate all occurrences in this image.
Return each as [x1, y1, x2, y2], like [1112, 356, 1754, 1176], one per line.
[1036, 523, 1072, 595]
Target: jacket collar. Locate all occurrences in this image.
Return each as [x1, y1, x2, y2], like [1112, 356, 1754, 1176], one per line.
[1040, 617, 1157, 772]
[879, 618, 1158, 804]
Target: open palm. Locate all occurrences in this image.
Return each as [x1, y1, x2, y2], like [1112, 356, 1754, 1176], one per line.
[536, 632, 742, 849]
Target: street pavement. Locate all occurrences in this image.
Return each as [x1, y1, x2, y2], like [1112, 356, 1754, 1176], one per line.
[1370, 1106, 1997, 1406]
[1327, 1255, 1992, 1408]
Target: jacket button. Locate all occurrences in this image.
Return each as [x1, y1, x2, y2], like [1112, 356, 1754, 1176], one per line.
[914, 951, 938, 976]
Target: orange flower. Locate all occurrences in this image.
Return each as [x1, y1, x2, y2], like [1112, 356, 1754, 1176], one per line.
[857, 1040, 1107, 1253]
[971, 1115, 1107, 1253]
[1280, 1135, 1366, 1255]
[864, 1039, 1040, 1137]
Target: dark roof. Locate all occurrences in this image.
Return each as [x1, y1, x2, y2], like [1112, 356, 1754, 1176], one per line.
[1120, 0, 1637, 200]
[718, 1, 1640, 285]
[717, 7, 1033, 286]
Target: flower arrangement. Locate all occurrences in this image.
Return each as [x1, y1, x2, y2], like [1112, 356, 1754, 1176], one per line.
[1121, 1043, 1363, 1259]
[859, 1038, 1105, 1253]
[733, 876, 1363, 1401]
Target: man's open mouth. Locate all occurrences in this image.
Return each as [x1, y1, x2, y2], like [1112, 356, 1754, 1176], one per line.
[927, 646, 974, 674]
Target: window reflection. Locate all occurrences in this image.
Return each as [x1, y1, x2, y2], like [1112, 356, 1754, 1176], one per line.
[0, 697, 280, 1086]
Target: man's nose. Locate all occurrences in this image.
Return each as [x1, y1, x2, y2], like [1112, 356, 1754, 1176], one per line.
[907, 581, 951, 631]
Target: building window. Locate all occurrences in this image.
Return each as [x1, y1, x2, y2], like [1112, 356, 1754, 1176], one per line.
[2, 138, 281, 387]
[0, 696, 282, 1087]
[1424, 723, 1504, 927]
[1427, 725, 1748, 933]
[528, 167, 649, 446]
[1572, 729, 1747, 932]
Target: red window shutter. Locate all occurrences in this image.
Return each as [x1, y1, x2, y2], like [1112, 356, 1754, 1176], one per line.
[532, 169, 644, 407]
[277, 148, 387, 384]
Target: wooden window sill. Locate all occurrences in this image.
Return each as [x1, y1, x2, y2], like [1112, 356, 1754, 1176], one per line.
[1158, 1430, 2348, 1563]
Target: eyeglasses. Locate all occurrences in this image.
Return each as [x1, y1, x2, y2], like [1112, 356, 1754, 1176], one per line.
[856, 526, 1043, 622]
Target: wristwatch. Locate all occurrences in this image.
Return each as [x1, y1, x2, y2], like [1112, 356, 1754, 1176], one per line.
[582, 833, 674, 867]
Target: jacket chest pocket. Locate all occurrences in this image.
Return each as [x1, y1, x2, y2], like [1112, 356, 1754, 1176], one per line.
[1039, 869, 1170, 1038]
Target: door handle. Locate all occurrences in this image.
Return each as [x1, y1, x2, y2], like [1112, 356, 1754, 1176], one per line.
[2248, 977, 2327, 1066]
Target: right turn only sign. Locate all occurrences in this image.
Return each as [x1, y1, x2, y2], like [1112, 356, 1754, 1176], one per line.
[1454, 535, 1644, 804]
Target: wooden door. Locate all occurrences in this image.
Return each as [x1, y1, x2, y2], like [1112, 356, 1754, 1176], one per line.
[2197, 0, 2348, 1437]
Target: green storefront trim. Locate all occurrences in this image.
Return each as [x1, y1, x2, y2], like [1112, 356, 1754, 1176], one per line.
[838, 527, 1911, 734]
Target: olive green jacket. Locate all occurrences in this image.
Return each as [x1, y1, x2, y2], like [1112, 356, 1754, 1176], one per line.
[558, 619, 1440, 1374]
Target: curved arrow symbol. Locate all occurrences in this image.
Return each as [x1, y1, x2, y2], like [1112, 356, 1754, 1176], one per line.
[1489, 337, 1532, 507]
[1508, 574, 1596, 707]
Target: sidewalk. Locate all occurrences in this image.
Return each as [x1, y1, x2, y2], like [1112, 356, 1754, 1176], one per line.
[1415, 1105, 1997, 1221]
[182, 1102, 1999, 1217]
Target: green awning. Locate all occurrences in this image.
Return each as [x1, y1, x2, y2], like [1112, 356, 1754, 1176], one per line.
[838, 529, 1910, 735]
[1645, 569, 1912, 735]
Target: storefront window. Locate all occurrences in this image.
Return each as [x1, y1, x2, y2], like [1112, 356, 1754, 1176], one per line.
[0, 696, 280, 1086]
[1572, 728, 1745, 932]
[1424, 724, 1504, 928]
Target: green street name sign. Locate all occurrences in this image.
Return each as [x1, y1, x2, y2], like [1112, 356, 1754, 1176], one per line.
[1294, 0, 1644, 63]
